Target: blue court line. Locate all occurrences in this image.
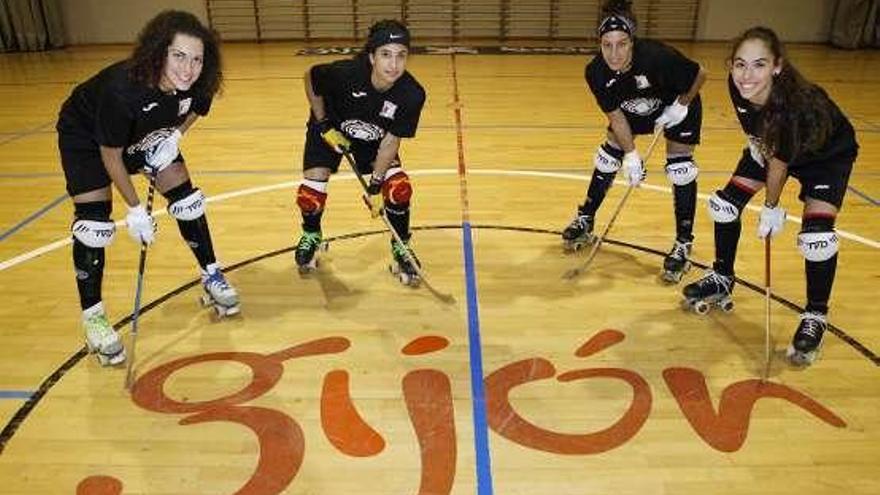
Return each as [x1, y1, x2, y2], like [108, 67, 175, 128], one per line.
[0, 391, 33, 399]
[462, 221, 494, 495]
[847, 185, 880, 206]
[0, 193, 67, 242]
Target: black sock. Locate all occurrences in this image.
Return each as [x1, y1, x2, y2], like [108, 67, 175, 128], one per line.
[385, 203, 411, 242]
[581, 169, 617, 216]
[802, 216, 838, 314]
[72, 201, 112, 310]
[712, 183, 755, 276]
[302, 210, 323, 233]
[165, 181, 216, 269]
[673, 182, 697, 243]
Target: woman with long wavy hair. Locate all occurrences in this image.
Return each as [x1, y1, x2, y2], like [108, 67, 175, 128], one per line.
[682, 26, 858, 366]
[56, 10, 238, 366]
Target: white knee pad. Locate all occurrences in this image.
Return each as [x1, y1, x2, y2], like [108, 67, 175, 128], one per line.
[594, 145, 622, 173]
[72, 219, 116, 248]
[168, 188, 206, 221]
[798, 231, 839, 262]
[665, 158, 698, 186]
[707, 192, 740, 223]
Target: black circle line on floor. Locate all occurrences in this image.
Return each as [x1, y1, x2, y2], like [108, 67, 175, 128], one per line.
[1, 224, 875, 454]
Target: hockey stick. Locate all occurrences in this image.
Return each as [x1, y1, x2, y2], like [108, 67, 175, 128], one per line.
[125, 171, 158, 391]
[341, 150, 455, 304]
[563, 127, 663, 280]
[762, 236, 772, 381]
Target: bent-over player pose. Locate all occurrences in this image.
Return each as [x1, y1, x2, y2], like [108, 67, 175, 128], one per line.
[562, 0, 707, 283]
[682, 26, 858, 366]
[57, 11, 239, 365]
[295, 19, 426, 285]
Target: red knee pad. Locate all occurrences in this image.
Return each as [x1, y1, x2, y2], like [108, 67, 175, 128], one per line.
[297, 184, 327, 214]
[382, 170, 413, 206]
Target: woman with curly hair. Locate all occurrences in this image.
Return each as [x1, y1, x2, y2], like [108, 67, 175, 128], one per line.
[682, 26, 858, 366]
[56, 10, 238, 366]
[561, 0, 708, 284]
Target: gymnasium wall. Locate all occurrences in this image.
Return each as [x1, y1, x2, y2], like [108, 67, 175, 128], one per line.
[61, 0, 207, 45]
[59, 0, 837, 45]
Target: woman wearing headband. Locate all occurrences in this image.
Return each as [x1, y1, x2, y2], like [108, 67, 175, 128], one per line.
[561, 0, 707, 284]
[294, 20, 426, 285]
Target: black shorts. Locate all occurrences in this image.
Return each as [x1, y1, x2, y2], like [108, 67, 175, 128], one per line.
[731, 148, 855, 209]
[59, 132, 183, 196]
[302, 122, 399, 174]
[615, 95, 702, 146]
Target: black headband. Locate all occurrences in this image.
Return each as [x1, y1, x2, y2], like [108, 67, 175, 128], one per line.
[366, 26, 410, 52]
[598, 14, 634, 37]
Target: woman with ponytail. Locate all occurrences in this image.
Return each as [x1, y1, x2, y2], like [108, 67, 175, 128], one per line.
[682, 26, 858, 366]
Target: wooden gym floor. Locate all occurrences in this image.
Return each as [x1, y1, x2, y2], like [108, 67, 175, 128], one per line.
[0, 41, 877, 495]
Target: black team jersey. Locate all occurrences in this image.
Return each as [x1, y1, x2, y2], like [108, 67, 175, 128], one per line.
[727, 74, 857, 169]
[309, 56, 425, 150]
[585, 38, 700, 120]
[57, 61, 212, 149]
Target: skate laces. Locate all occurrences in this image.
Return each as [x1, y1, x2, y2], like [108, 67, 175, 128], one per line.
[84, 313, 113, 338]
[568, 214, 592, 232]
[798, 312, 827, 340]
[670, 241, 691, 260]
[297, 231, 322, 251]
[392, 241, 419, 267]
[204, 269, 231, 291]
[700, 270, 731, 291]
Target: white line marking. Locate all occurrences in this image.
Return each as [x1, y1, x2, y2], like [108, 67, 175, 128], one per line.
[1, 170, 876, 272]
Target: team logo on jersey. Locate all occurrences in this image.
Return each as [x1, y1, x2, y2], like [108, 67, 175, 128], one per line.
[634, 75, 651, 89]
[142, 102, 159, 112]
[620, 97, 662, 116]
[178, 97, 192, 116]
[351, 91, 368, 98]
[606, 78, 617, 88]
[341, 119, 385, 141]
[380, 100, 398, 119]
[736, 106, 748, 114]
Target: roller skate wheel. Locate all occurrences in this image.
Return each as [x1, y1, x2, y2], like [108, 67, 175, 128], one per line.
[223, 305, 241, 317]
[693, 300, 710, 315]
[661, 270, 682, 284]
[297, 258, 318, 276]
[720, 300, 735, 312]
[200, 294, 212, 307]
[95, 349, 126, 366]
[786, 345, 816, 366]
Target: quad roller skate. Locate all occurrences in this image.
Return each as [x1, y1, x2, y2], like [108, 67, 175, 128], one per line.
[200, 263, 240, 317]
[681, 269, 735, 315]
[389, 239, 421, 287]
[786, 311, 827, 366]
[562, 212, 595, 252]
[661, 239, 692, 284]
[295, 230, 327, 275]
[83, 304, 125, 366]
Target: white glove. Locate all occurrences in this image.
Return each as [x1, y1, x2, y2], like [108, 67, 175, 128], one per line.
[623, 150, 645, 187]
[757, 204, 786, 239]
[654, 100, 688, 129]
[145, 129, 182, 173]
[125, 204, 156, 245]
